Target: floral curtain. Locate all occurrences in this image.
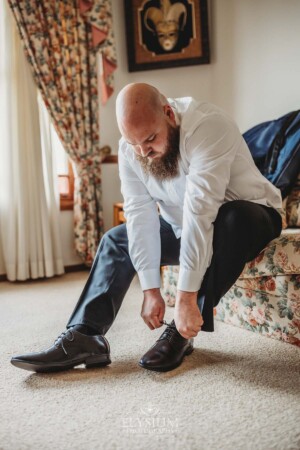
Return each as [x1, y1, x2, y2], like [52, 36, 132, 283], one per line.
[8, 0, 117, 265]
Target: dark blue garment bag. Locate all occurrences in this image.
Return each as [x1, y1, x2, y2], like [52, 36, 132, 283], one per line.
[243, 110, 300, 198]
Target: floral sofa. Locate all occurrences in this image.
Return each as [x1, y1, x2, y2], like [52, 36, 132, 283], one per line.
[162, 175, 300, 347]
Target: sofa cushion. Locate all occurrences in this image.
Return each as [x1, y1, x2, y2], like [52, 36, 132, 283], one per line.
[161, 266, 178, 307]
[240, 228, 300, 278]
[286, 173, 300, 227]
[216, 280, 300, 347]
[278, 201, 288, 229]
[234, 274, 300, 299]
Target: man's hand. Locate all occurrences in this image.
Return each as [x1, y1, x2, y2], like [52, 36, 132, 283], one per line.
[174, 291, 204, 339]
[141, 288, 165, 330]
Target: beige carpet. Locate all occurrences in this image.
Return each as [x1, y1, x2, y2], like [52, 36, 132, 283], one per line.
[0, 272, 299, 450]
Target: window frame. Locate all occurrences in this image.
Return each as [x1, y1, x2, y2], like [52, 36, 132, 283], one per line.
[59, 160, 75, 211]
[59, 154, 118, 211]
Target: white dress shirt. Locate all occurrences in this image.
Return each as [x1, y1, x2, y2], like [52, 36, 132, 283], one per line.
[118, 97, 282, 293]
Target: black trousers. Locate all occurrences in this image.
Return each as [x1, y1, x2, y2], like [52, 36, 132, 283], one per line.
[67, 200, 282, 334]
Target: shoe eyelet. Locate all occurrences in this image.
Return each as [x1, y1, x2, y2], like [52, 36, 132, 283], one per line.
[67, 331, 75, 342]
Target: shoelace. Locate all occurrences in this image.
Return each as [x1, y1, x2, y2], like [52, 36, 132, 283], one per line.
[54, 328, 75, 355]
[159, 320, 181, 343]
[160, 320, 174, 327]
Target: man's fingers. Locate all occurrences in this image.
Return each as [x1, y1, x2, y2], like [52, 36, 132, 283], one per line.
[156, 311, 165, 327]
[178, 326, 201, 339]
[158, 305, 165, 321]
[147, 321, 155, 330]
[144, 316, 162, 330]
[150, 317, 163, 329]
[181, 332, 198, 339]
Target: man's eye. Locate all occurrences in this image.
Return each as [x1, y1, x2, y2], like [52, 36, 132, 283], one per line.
[148, 135, 156, 142]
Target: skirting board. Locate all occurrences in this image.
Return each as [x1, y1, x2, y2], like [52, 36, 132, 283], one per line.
[0, 264, 89, 282]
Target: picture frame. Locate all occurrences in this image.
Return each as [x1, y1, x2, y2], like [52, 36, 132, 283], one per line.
[124, 0, 210, 72]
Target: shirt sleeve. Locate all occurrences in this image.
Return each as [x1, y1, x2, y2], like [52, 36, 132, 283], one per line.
[177, 114, 242, 292]
[118, 144, 161, 291]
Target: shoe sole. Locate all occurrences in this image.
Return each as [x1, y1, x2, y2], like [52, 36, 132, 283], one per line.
[138, 345, 194, 373]
[11, 354, 111, 373]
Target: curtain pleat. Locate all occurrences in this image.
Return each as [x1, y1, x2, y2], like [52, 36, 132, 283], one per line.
[7, 0, 117, 265]
[0, 1, 64, 280]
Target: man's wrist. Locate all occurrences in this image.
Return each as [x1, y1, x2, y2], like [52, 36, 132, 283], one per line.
[144, 287, 160, 294]
[143, 288, 161, 300]
[176, 290, 198, 303]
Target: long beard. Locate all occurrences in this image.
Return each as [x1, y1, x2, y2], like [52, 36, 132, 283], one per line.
[136, 125, 180, 180]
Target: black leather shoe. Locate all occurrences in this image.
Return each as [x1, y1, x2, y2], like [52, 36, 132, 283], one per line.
[10, 328, 111, 373]
[139, 320, 194, 372]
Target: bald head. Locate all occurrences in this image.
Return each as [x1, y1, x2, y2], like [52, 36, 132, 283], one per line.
[116, 83, 167, 133]
[115, 83, 179, 178]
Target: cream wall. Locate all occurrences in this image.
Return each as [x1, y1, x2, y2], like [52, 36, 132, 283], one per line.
[1, 0, 299, 274]
[100, 0, 300, 151]
[0, 227, 4, 274]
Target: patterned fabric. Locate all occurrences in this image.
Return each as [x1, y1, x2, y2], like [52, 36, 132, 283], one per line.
[161, 229, 300, 346]
[235, 273, 299, 298]
[216, 277, 300, 347]
[285, 173, 300, 227]
[240, 229, 300, 278]
[78, 0, 117, 102]
[278, 201, 288, 230]
[161, 266, 179, 307]
[8, 0, 117, 265]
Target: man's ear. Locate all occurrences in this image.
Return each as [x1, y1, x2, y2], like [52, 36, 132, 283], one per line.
[163, 105, 175, 123]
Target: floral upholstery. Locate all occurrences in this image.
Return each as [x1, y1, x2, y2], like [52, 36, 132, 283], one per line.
[240, 229, 300, 278]
[216, 274, 300, 347]
[161, 228, 300, 347]
[162, 266, 180, 308]
[286, 174, 300, 227]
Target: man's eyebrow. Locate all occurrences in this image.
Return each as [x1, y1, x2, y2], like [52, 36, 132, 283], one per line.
[127, 134, 155, 146]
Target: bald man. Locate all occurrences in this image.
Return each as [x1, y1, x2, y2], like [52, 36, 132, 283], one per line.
[11, 83, 283, 373]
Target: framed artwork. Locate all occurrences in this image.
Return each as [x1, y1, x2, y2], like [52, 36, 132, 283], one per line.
[124, 0, 210, 72]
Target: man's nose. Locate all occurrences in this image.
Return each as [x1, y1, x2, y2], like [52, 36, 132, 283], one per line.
[139, 144, 151, 157]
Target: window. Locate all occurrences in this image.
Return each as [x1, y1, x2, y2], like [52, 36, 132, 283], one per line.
[42, 101, 119, 213]
[50, 122, 75, 211]
[38, 92, 75, 211]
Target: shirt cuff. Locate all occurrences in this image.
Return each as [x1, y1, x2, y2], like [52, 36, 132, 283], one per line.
[138, 269, 161, 291]
[177, 268, 203, 292]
